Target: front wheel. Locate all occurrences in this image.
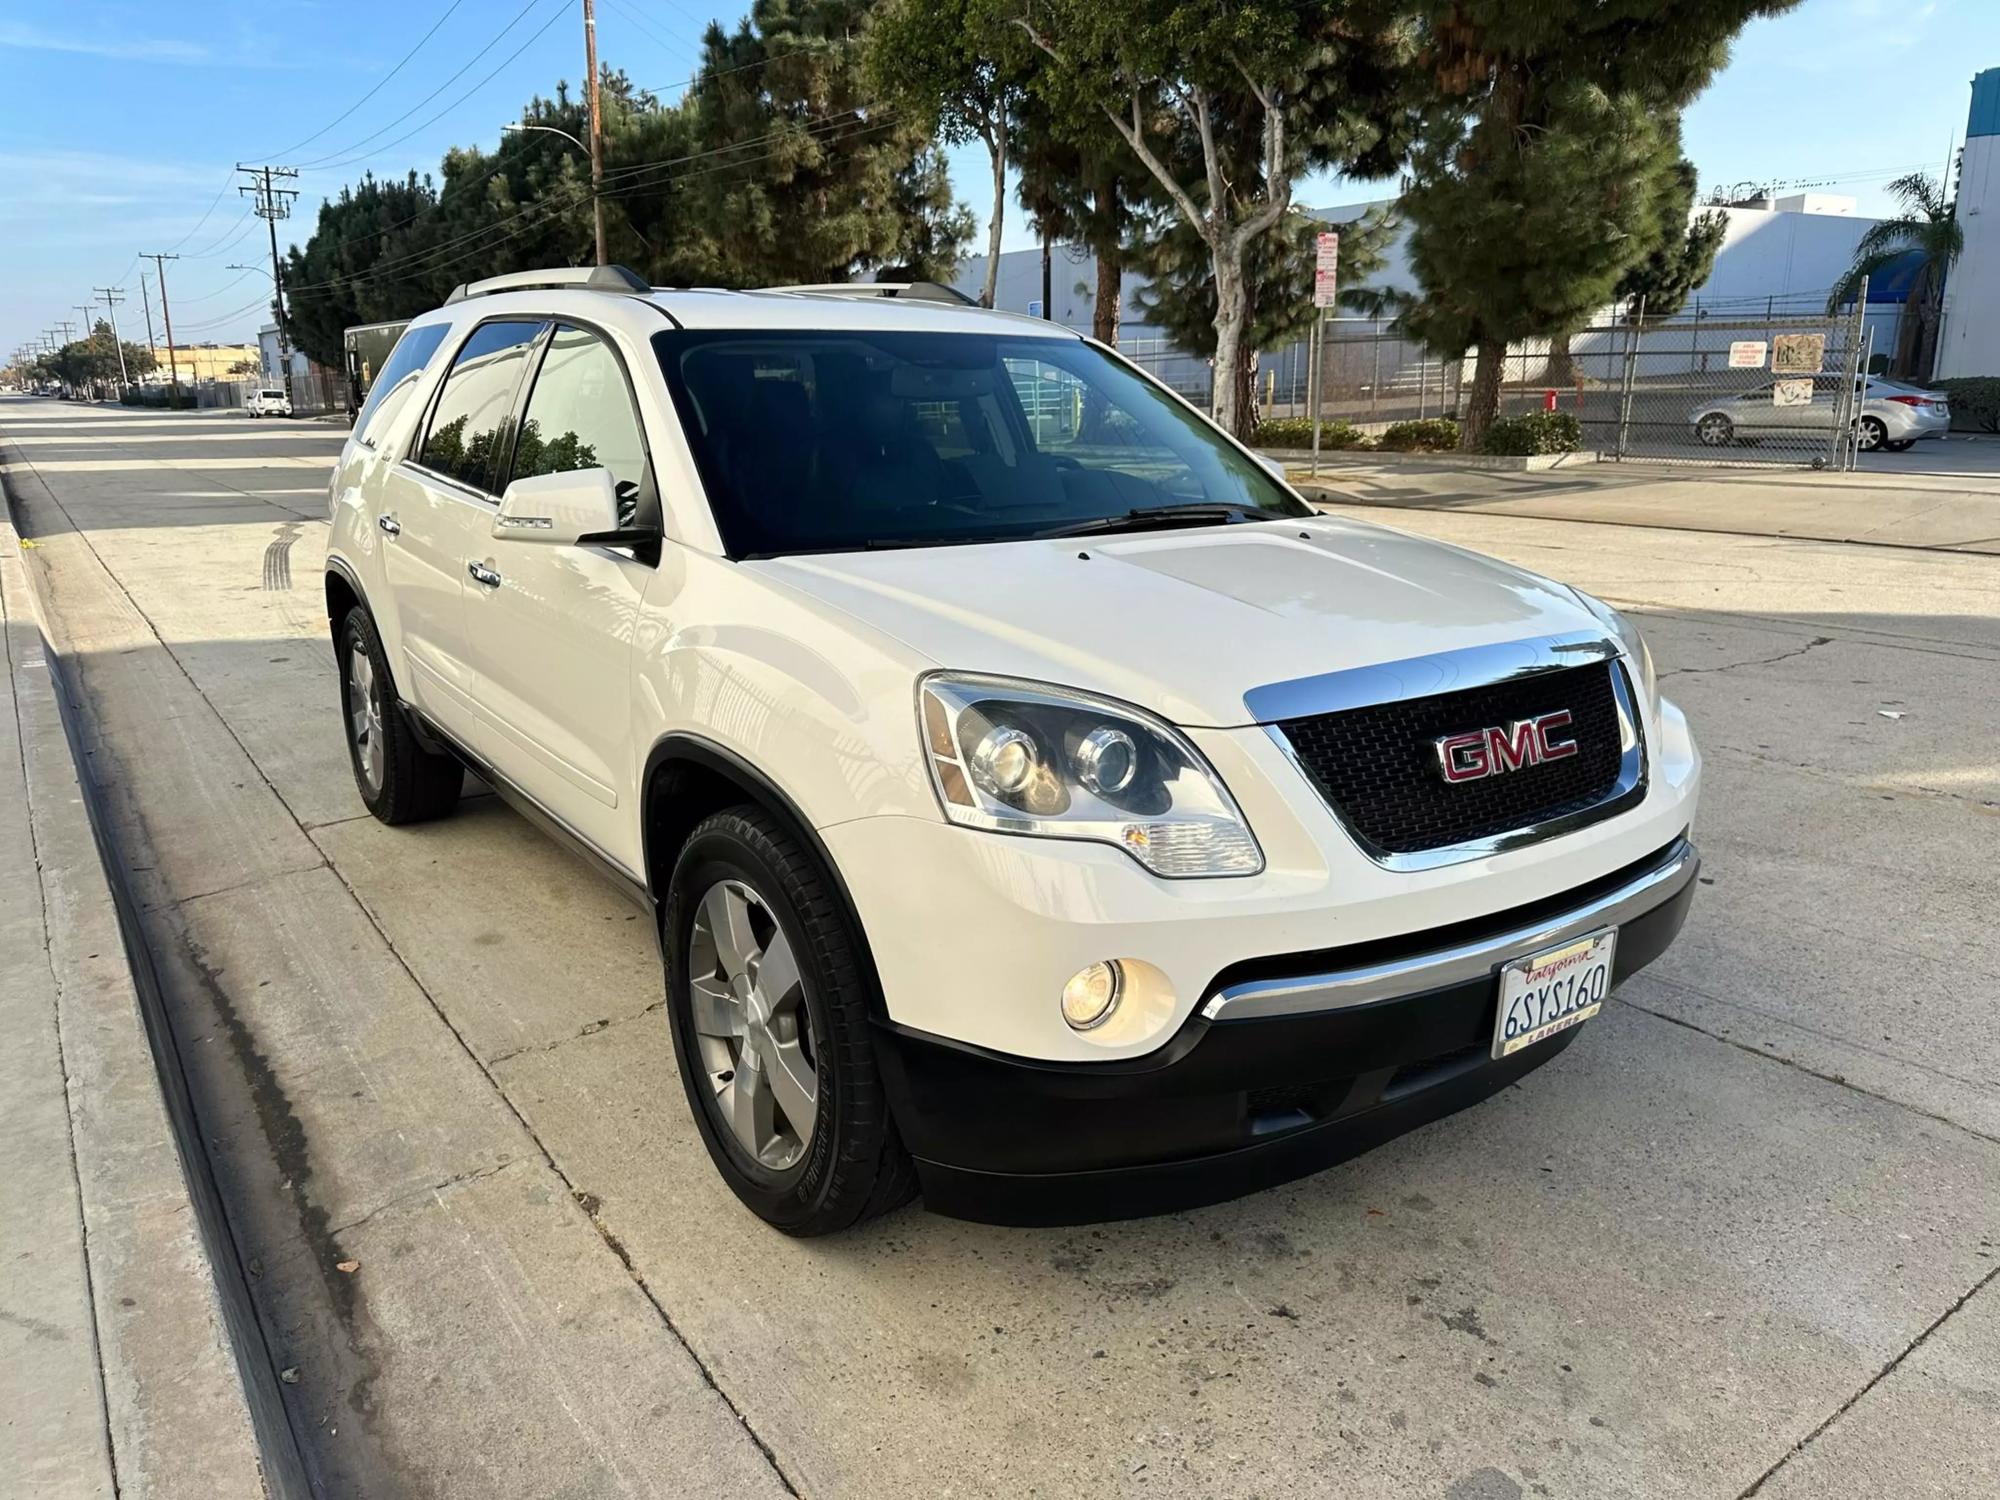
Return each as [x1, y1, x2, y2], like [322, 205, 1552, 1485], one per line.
[1857, 416, 1888, 452]
[663, 808, 914, 1235]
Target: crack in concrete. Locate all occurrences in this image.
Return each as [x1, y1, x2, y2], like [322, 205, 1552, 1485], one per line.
[1614, 995, 2000, 1149]
[1736, 1263, 2000, 1498]
[1657, 635, 1833, 679]
[486, 1000, 667, 1067]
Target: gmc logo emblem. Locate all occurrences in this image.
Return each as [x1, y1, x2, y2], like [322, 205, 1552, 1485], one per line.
[1434, 710, 1578, 784]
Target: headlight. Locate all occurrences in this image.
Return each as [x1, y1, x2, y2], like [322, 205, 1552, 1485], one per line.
[1574, 590, 1658, 709]
[917, 673, 1264, 878]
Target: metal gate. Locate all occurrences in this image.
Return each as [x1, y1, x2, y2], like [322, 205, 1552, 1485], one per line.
[1282, 289, 1873, 471]
[1564, 291, 1872, 470]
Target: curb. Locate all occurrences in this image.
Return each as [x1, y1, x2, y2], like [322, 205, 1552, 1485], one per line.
[1258, 446, 1604, 473]
[1, 451, 304, 1497]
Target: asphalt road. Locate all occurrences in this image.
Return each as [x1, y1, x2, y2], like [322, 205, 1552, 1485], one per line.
[3, 397, 1996, 1499]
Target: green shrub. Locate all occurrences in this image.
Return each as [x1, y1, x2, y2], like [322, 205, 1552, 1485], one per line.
[1378, 418, 1459, 452]
[1479, 410, 1582, 456]
[1252, 416, 1370, 450]
[1933, 377, 2000, 433]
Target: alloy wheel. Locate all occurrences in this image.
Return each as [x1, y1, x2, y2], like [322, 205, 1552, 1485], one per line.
[687, 879, 819, 1172]
[347, 646, 385, 793]
[1697, 414, 1732, 446]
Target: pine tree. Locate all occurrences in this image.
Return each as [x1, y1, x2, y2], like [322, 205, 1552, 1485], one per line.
[679, 0, 974, 285]
[1399, 0, 1799, 444]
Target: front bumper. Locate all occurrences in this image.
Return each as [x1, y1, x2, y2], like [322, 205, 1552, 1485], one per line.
[875, 835, 1698, 1225]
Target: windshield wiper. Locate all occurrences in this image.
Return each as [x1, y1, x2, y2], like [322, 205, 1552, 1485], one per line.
[1033, 503, 1286, 540]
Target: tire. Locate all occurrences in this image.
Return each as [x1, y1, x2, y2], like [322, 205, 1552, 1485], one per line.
[663, 807, 914, 1235]
[334, 606, 462, 824]
[1695, 412, 1734, 447]
[1858, 416, 1888, 452]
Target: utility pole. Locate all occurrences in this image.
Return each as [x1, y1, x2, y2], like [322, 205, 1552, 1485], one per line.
[138, 274, 159, 363]
[582, 0, 607, 265]
[95, 286, 131, 386]
[238, 164, 299, 404]
[143, 253, 183, 395]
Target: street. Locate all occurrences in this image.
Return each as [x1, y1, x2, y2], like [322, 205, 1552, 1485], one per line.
[3, 397, 1996, 1498]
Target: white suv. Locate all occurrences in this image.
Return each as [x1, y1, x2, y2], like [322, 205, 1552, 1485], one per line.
[247, 387, 292, 417]
[324, 266, 1701, 1234]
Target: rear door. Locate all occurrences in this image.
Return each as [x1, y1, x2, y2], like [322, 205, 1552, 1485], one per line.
[380, 318, 545, 740]
[459, 321, 657, 867]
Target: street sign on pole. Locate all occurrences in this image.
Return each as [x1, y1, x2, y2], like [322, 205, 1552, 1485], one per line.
[1313, 232, 1340, 310]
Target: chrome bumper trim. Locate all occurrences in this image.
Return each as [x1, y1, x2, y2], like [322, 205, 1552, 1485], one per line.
[1199, 839, 1697, 1023]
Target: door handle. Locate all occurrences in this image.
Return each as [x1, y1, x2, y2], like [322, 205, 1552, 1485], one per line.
[467, 561, 502, 588]
[377, 514, 401, 536]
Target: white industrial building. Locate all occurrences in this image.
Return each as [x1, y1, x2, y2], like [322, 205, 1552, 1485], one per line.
[1935, 66, 2000, 378]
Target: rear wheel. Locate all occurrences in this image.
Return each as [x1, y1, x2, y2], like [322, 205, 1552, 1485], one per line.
[335, 606, 463, 824]
[663, 807, 914, 1235]
[1857, 416, 1888, 452]
[1696, 412, 1734, 446]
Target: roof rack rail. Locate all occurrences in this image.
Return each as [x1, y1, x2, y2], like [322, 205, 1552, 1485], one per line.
[766, 281, 976, 306]
[444, 264, 652, 305]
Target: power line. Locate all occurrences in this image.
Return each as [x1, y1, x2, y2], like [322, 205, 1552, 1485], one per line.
[280, 107, 902, 298]
[295, 0, 561, 171]
[262, 0, 470, 159]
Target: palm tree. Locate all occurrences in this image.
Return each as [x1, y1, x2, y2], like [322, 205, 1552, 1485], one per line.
[1828, 171, 1962, 381]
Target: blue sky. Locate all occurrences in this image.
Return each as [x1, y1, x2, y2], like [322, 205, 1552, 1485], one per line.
[2, 0, 1994, 356]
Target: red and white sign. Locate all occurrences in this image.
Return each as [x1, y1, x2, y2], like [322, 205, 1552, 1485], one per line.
[1313, 232, 1340, 309]
[1728, 340, 1767, 369]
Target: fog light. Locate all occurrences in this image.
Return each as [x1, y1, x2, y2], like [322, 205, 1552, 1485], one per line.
[1061, 960, 1124, 1031]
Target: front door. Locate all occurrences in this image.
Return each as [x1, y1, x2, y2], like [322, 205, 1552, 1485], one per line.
[384, 318, 546, 738]
[460, 322, 656, 872]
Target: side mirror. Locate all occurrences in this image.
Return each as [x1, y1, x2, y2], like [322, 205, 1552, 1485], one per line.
[493, 467, 621, 545]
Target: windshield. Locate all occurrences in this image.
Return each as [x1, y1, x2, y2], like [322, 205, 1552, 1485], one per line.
[653, 329, 1309, 557]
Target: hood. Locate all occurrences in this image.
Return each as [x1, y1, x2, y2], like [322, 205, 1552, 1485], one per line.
[751, 516, 1601, 728]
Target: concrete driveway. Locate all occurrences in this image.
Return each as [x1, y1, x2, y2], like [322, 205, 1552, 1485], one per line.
[3, 397, 1996, 1499]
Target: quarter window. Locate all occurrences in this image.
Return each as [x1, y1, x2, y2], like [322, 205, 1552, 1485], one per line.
[513, 324, 651, 520]
[418, 320, 544, 494]
[353, 323, 449, 447]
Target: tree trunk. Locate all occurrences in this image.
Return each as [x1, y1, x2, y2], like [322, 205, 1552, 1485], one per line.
[1089, 160, 1121, 346]
[981, 128, 1006, 310]
[1092, 256, 1121, 347]
[1547, 329, 1577, 388]
[1461, 337, 1507, 448]
[1210, 245, 1248, 436]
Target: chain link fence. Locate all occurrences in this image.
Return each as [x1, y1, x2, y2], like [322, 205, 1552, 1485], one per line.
[1115, 287, 1882, 470]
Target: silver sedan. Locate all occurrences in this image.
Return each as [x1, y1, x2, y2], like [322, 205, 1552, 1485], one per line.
[1690, 376, 1951, 452]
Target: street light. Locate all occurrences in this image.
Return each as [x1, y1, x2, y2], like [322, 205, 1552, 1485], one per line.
[503, 122, 605, 267]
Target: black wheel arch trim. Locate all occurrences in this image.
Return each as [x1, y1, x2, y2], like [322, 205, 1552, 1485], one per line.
[323, 554, 367, 623]
[642, 733, 890, 1018]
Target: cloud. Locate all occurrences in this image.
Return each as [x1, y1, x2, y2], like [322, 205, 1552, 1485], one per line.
[0, 20, 211, 63]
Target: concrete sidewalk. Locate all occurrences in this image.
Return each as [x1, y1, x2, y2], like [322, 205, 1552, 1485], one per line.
[1281, 451, 2000, 553]
[1, 511, 265, 1496]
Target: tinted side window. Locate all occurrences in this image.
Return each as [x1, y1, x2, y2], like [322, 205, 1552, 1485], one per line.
[513, 325, 650, 513]
[353, 324, 449, 446]
[419, 320, 544, 493]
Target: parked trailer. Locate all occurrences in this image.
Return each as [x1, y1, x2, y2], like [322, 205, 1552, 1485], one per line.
[342, 319, 410, 421]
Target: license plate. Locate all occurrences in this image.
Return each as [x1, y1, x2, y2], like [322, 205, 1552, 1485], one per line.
[1492, 928, 1617, 1059]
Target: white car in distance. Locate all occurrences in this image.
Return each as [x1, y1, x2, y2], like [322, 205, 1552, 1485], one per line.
[323, 266, 1702, 1234]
